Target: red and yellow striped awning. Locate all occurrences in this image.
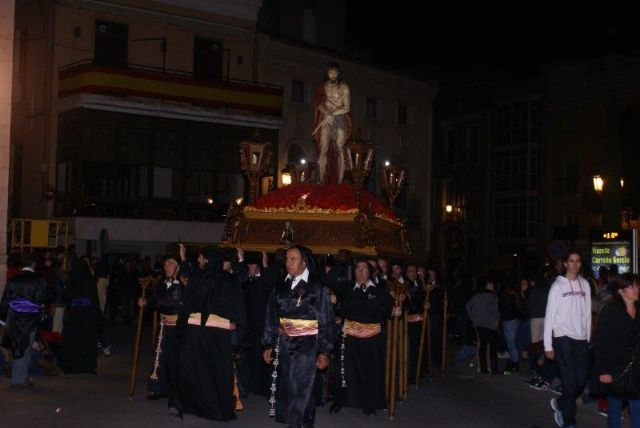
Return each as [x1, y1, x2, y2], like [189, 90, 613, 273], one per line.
[58, 64, 283, 117]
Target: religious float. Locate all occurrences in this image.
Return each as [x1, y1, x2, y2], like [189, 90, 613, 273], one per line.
[221, 63, 411, 259]
[222, 134, 410, 258]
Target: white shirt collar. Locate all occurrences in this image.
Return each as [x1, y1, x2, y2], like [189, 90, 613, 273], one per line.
[21, 267, 35, 273]
[287, 268, 309, 290]
[165, 278, 179, 288]
[353, 279, 376, 292]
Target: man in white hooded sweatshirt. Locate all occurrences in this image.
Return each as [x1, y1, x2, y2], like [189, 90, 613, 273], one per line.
[543, 250, 591, 428]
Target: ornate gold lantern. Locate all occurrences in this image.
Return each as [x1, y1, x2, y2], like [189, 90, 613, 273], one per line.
[240, 131, 272, 203]
[380, 161, 406, 209]
[344, 137, 375, 203]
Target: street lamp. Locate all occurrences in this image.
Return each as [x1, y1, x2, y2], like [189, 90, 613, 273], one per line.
[445, 204, 453, 214]
[620, 177, 625, 189]
[240, 130, 272, 203]
[593, 175, 604, 194]
[380, 160, 406, 209]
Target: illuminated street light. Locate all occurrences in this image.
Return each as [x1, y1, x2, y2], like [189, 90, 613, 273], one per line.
[592, 175, 604, 194]
[445, 204, 453, 213]
[281, 172, 292, 186]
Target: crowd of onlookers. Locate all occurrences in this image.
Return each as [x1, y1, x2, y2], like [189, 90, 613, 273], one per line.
[3, 245, 640, 427]
[456, 252, 640, 427]
[0, 245, 172, 383]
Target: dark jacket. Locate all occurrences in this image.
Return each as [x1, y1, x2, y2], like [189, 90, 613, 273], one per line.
[594, 299, 640, 399]
[0, 269, 51, 358]
[527, 284, 550, 319]
[499, 290, 523, 322]
[466, 289, 499, 330]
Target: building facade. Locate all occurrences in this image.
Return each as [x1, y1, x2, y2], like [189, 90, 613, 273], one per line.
[542, 56, 640, 256]
[11, 0, 438, 260]
[1, 0, 15, 292]
[433, 76, 543, 279]
[12, 0, 280, 256]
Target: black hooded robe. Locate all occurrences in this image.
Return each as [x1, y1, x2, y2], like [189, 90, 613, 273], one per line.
[406, 279, 427, 382]
[262, 273, 336, 428]
[172, 264, 247, 421]
[60, 261, 100, 374]
[242, 267, 276, 396]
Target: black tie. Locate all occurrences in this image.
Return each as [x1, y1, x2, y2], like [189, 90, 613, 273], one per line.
[285, 277, 293, 289]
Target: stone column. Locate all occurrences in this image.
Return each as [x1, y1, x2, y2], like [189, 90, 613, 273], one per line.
[0, 0, 15, 295]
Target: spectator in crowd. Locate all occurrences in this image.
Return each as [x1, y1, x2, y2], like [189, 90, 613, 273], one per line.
[0, 252, 51, 387]
[517, 278, 532, 361]
[499, 283, 524, 373]
[545, 250, 592, 428]
[595, 273, 640, 428]
[466, 277, 500, 374]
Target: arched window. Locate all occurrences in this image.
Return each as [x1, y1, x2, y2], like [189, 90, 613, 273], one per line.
[287, 144, 305, 164]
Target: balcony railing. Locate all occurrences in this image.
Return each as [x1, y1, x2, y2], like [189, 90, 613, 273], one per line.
[58, 60, 283, 117]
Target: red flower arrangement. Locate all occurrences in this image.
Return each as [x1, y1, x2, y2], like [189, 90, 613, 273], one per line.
[247, 183, 401, 224]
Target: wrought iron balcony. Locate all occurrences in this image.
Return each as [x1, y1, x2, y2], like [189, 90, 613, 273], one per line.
[58, 60, 283, 117]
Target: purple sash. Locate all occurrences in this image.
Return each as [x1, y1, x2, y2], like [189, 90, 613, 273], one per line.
[9, 298, 40, 313]
[71, 297, 91, 307]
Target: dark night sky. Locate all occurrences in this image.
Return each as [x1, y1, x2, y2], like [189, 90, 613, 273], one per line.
[346, 2, 640, 78]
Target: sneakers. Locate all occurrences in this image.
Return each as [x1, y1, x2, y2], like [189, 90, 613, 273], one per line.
[528, 377, 550, 390]
[550, 398, 563, 427]
[497, 352, 509, 359]
[503, 362, 519, 375]
[102, 346, 111, 357]
[598, 408, 607, 417]
[527, 376, 541, 386]
[550, 384, 562, 395]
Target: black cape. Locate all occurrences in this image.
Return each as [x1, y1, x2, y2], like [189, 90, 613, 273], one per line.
[242, 268, 276, 396]
[0, 270, 50, 358]
[172, 264, 247, 421]
[60, 260, 100, 373]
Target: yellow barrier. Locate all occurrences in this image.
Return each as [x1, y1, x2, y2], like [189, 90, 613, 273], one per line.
[8, 219, 69, 249]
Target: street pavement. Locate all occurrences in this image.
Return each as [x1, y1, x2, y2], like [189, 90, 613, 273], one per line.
[0, 322, 607, 427]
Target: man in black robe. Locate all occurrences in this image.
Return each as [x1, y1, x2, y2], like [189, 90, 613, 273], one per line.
[404, 263, 427, 383]
[427, 269, 445, 371]
[241, 252, 276, 396]
[141, 256, 184, 400]
[170, 246, 247, 421]
[328, 260, 394, 415]
[0, 252, 50, 387]
[60, 257, 100, 374]
[262, 245, 335, 428]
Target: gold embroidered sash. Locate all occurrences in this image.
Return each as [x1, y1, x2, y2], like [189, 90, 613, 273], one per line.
[188, 313, 236, 330]
[343, 319, 382, 338]
[407, 313, 424, 323]
[279, 318, 319, 337]
[160, 314, 178, 326]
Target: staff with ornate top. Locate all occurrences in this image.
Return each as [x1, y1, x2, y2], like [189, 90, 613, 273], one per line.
[138, 250, 185, 401]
